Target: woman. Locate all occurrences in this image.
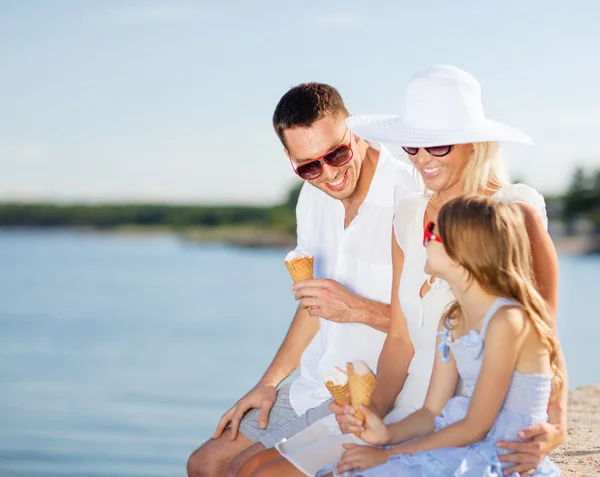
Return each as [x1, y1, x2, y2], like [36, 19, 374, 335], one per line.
[239, 65, 567, 477]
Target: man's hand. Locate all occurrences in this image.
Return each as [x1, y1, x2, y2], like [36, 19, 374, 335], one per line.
[337, 444, 390, 474]
[292, 279, 357, 323]
[329, 397, 355, 434]
[496, 422, 565, 476]
[213, 384, 277, 440]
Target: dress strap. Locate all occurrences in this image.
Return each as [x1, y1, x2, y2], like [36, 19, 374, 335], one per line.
[480, 297, 521, 337]
[436, 328, 452, 364]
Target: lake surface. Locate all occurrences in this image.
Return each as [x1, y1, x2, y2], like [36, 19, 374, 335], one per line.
[0, 230, 597, 477]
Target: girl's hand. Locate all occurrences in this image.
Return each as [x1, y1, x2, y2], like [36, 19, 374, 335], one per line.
[337, 444, 390, 473]
[346, 404, 391, 446]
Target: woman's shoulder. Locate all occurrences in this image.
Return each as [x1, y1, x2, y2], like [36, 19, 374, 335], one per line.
[493, 183, 545, 207]
[393, 193, 427, 249]
[493, 183, 548, 228]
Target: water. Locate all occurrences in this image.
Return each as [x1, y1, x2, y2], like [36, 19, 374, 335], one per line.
[0, 231, 597, 476]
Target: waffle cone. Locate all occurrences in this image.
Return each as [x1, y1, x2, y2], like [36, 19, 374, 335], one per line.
[285, 256, 314, 312]
[325, 381, 350, 407]
[284, 256, 314, 283]
[347, 363, 376, 429]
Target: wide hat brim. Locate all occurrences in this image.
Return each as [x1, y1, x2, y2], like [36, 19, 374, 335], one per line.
[346, 114, 532, 147]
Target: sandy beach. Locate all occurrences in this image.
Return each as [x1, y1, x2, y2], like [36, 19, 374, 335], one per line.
[552, 385, 600, 476]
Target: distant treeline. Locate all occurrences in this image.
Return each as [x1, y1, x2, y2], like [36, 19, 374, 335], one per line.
[0, 167, 599, 234]
[562, 167, 600, 233]
[0, 184, 303, 234]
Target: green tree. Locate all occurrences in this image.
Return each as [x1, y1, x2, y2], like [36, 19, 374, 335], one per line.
[563, 167, 592, 232]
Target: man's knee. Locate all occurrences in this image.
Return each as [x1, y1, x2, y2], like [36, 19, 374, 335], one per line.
[187, 432, 254, 477]
[187, 441, 221, 477]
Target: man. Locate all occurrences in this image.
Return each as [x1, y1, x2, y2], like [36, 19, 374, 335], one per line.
[186, 83, 421, 477]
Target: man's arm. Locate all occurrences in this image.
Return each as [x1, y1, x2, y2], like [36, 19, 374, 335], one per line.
[213, 304, 319, 439]
[370, 231, 414, 418]
[261, 180, 321, 386]
[347, 296, 392, 333]
[293, 279, 391, 332]
[260, 180, 322, 386]
[258, 304, 320, 388]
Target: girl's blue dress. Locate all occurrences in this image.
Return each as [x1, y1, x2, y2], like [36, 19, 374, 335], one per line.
[316, 297, 560, 477]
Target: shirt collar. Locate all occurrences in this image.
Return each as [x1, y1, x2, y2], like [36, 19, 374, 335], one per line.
[362, 142, 398, 207]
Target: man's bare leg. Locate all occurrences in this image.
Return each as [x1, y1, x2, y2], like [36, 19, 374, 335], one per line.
[224, 443, 272, 477]
[248, 457, 306, 477]
[233, 447, 281, 477]
[186, 429, 254, 477]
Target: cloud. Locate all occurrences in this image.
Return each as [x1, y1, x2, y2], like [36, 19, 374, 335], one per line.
[312, 13, 363, 29]
[93, 4, 195, 26]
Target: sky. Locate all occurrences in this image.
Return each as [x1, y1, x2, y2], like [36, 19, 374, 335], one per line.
[1, 0, 599, 205]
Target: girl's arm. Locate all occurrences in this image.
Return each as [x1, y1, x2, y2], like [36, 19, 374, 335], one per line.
[369, 229, 415, 418]
[383, 317, 460, 444]
[390, 307, 528, 455]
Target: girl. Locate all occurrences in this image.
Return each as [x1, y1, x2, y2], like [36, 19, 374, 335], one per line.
[321, 195, 562, 476]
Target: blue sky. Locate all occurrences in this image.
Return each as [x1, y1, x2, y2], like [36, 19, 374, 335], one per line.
[1, 0, 599, 204]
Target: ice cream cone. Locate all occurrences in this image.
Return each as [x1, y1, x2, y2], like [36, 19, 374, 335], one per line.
[324, 366, 350, 407]
[284, 256, 314, 283]
[284, 253, 314, 312]
[325, 381, 350, 407]
[347, 361, 376, 434]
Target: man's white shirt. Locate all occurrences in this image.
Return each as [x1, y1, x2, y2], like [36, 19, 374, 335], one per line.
[289, 144, 422, 415]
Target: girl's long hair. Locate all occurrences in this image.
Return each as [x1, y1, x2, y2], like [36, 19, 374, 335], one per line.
[438, 195, 562, 398]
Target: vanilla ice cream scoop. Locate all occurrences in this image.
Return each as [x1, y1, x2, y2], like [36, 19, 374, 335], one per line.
[351, 360, 373, 376]
[326, 366, 348, 386]
[285, 249, 313, 262]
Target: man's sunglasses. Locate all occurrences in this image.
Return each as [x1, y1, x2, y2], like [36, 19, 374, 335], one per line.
[403, 145, 454, 157]
[423, 221, 443, 247]
[290, 129, 353, 181]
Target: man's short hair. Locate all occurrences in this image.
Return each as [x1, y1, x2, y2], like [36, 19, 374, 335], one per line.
[273, 82, 349, 146]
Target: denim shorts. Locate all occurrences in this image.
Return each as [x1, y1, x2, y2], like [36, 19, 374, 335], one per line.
[238, 383, 333, 449]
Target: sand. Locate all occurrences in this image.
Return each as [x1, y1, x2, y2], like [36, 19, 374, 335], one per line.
[552, 385, 600, 476]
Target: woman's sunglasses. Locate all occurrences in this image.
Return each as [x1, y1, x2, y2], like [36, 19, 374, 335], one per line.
[423, 221, 443, 247]
[290, 129, 353, 181]
[403, 145, 453, 157]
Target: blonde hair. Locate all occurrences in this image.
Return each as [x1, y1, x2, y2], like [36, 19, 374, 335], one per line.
[425, 142, 509, 197]
[438, 195, 563, 399]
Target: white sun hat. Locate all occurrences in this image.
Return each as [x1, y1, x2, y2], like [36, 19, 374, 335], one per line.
[347, 65, 531, 147]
